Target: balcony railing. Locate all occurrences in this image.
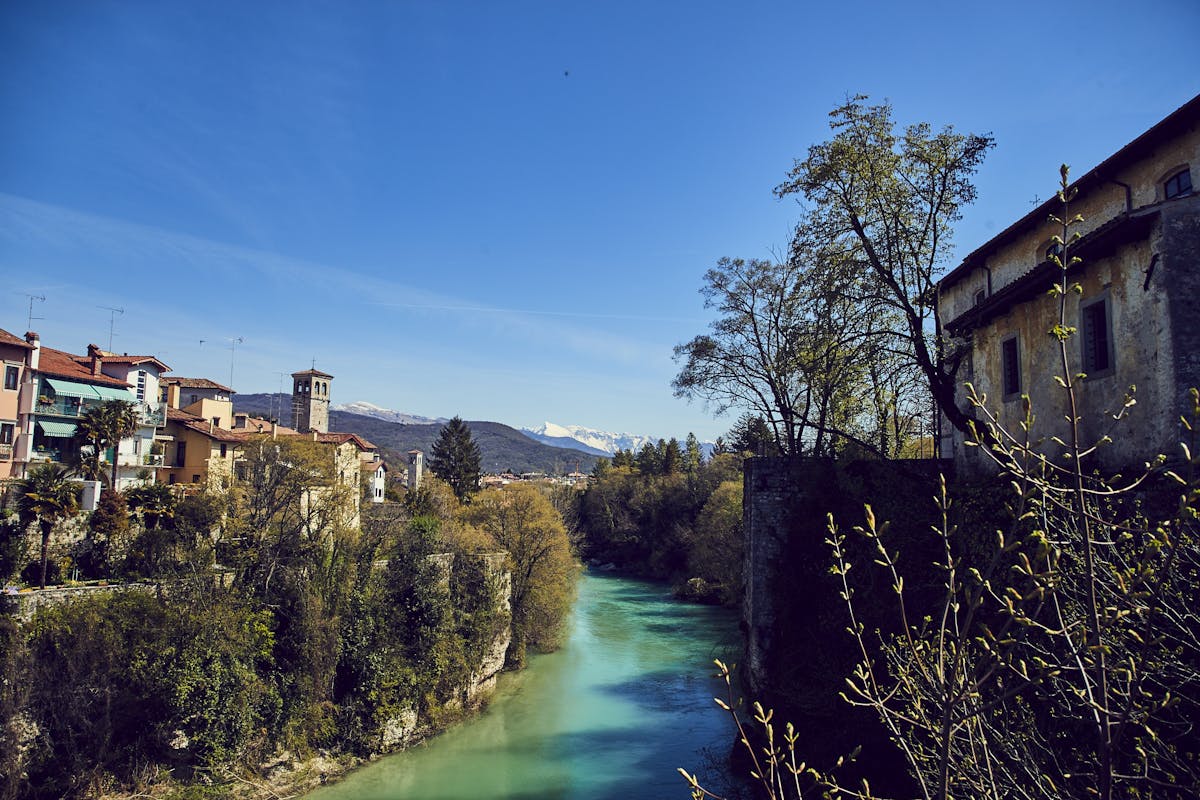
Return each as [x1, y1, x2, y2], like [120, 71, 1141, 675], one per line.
[138, 402, 167, 427]
[30, 447, 65, 464]
[0, 443, 12, 460]
[143, 453, 165, 467]
[35, 399, 95, 418]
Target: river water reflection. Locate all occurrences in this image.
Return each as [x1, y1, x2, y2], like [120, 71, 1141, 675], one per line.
[306, 571, 740, 799]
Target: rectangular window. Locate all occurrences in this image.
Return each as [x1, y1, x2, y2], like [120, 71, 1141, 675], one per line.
[1081, 298, 1113, 374]
[3, 365, 17, 391]
[1002, 336, 1021, 398]
[220, 443, 228, 458]
[0, 422, 14, 445]
[136, 370, 146, 400]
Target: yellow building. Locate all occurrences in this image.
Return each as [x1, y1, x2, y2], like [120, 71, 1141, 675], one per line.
[938, 94, 1199, 471]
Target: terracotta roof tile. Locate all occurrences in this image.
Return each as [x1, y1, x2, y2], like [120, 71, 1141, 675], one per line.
[73, 354, 170, 371]
[166, 377, 234, 393]
[0, 328, 33, 350]
[37, 347, 131, 387]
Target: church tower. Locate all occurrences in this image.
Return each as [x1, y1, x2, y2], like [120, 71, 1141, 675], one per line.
[291, 368, 333, 433]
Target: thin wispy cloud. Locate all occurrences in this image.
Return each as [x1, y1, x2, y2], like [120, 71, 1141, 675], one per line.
[0, 192, 670, 368]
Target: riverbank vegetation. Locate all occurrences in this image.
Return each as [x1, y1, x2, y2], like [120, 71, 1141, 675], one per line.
[0, 433, 577, 799]
[576, 435, 745, 605]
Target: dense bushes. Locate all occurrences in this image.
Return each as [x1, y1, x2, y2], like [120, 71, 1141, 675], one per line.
[576, 453, 744, 602]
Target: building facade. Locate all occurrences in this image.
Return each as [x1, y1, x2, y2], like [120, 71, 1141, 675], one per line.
[291, 368, 332, 434]
[938, 95, 1199, 471]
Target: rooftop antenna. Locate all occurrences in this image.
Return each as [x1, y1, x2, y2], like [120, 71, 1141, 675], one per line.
[21, 293, 45, 330]
[227, 336, 244, 391]
[97, 306, 124, 351]
[272, 371, 288, 422]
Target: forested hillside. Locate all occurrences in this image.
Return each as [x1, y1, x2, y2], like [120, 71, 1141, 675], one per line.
[233, 394, 600, 474]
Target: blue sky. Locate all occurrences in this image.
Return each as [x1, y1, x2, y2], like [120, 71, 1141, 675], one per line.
[2, 1, 1196, 442]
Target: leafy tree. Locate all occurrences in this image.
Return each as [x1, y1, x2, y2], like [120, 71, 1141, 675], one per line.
[74, 399, 140, 490]
[775, 96, 994, 440]
[672, 257, 814, 455]
[428, 416, 482, 502]
[14, 465, 78, 588]
[727, 413, 780, 457]
[684, 478, 744, 604]
[660, 438, 684, 475]
[684, 433, 704, 473]
[77, 489, 129, 579]
[462, 483, 576, 666]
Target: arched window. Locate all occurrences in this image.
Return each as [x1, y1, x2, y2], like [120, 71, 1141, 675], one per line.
[1164, 167, 1193, 200]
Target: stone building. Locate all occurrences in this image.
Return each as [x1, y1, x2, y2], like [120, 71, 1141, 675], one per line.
[291, 368, 332, 434]
[937, 94, 1199, 471]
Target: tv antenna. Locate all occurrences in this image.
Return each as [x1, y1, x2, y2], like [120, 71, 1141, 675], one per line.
[227, 336, 244, 391]
[272, 371, 288, 423]
[21, 293, 45, 330]
[97, 306, 124, 350]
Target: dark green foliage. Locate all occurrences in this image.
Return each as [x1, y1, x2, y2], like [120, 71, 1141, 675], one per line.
[18, 591, 278, 798]
[0, 615, 29, 800]
[0, 520, 25, 586]
[577, 453, 745, 597]
[77, 489, 129, 579]
[14, 465, 78, 589]
[727, 413, 780, 457]
[429, 416, 482, 502]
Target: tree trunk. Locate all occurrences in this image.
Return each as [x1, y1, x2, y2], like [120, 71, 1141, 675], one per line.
[39, 520, 52, 589]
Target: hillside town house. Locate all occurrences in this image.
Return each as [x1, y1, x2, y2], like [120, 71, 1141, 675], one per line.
[157, 371, 386, 517]
[0, 329, 168, 492]
[937, 94, 1199, 472]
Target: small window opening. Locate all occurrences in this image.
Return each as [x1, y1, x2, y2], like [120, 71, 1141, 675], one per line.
[1081, 298, 1113, 374]
[1165, 168, 1193, 200]
[1002, 336, 1021, 398]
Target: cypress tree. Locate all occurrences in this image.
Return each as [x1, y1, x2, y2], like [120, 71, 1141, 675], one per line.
[428, 416, 482, 501]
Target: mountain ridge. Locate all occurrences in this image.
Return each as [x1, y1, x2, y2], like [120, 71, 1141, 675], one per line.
[232, 394, 601, 475]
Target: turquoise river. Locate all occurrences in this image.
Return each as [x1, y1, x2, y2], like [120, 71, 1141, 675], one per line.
[306, 571, 741, 799]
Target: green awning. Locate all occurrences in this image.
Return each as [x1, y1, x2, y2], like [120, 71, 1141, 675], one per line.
[92, 385, 135, 401]
[37, 420, 78, 438]
[44, 378, 99, 399]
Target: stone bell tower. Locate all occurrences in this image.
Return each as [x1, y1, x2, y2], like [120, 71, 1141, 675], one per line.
[291, 368, 333, 434]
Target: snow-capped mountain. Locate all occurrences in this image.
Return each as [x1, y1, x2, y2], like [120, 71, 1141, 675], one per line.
[334, 401, 446, 426]
[521, 422, 657, 456]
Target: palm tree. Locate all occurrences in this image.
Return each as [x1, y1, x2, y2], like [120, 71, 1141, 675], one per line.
[15, 465, 79, 588]
[76, 399, 140, 490]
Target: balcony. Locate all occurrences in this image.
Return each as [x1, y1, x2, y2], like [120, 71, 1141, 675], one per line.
[0, 443, 11, 461]
[138, 402, 167, 427]
[143, 453, 165, 467]
[30, 447, 65, 464]
[35, 398, 93, 418]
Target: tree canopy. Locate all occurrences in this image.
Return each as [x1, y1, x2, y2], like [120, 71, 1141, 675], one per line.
[775, 96, 994, 438]
[428, 416, 482, 502]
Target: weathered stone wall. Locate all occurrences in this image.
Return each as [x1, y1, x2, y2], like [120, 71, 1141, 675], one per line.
[742, 456, 946, 786]
[0, 581, 157, 623]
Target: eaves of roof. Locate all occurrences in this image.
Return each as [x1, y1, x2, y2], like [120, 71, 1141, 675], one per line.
[0, 328, 33, 350]
[941, 93, 1199, 292]
[36, 347, 133, 387]
[945, 208, 1159, 335]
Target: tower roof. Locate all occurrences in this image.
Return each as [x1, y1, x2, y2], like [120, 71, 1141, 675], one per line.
[292, 368, 334, 379]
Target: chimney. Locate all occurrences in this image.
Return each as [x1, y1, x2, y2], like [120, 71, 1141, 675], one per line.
[24, 331, 40, 371]
[87, 343, 103, 375]
[166, 382, 181, 409]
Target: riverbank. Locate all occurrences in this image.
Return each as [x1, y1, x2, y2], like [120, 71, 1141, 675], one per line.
[303, 572, 740, 800]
